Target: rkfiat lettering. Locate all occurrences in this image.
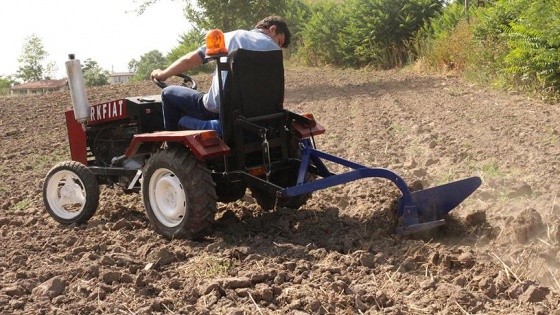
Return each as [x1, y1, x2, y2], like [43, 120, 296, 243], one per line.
[89, 100, 126, 123]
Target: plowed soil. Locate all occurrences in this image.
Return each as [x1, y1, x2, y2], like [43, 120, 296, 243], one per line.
[1, 67, 560, 314]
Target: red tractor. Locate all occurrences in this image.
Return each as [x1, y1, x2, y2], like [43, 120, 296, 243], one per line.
[43, 32, 481, 240]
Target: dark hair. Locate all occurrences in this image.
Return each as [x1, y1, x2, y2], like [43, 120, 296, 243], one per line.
[255, 16, 291, 48]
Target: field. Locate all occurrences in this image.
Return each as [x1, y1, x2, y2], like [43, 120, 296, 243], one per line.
[1, 67, 559, 314]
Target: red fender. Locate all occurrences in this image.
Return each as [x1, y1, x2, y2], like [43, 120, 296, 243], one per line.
[125, 130, 230, 160]
[65, 109, 88, 165]
[292, 113, 326, 138]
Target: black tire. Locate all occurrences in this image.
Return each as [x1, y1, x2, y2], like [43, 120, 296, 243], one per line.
[250, 166, 315, 211]
[142, 147, 217, 240]
[43, 161, 99, 224]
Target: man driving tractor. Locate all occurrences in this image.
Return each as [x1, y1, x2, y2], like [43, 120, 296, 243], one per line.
[149, 16, 292, 135]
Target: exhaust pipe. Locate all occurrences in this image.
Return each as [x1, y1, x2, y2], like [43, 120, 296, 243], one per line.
[65, 54, 90, 129]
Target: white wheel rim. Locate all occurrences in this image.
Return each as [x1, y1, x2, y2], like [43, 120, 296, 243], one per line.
[46, 170, 87, 219]
[148, 168, 187, 227]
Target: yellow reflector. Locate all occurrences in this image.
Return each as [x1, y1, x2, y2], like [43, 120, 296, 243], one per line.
[200, 130, 217, 140]
[247, 167, 266, 177]
[303, 113, 315, 120]
[206, 29, 228, 56]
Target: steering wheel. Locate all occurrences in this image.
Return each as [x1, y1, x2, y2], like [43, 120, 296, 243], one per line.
[153, 73, 197, 90]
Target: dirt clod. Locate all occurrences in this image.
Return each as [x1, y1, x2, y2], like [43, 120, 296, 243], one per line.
[513, 208, 544, 243]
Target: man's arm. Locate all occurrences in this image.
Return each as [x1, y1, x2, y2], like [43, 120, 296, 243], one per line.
[150, 50, 204, 81]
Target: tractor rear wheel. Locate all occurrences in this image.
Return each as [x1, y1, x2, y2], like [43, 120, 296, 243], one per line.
[43, 161, 99, 224]
[142, 147, 217, 240]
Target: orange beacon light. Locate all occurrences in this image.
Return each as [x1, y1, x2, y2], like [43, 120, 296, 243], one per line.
[205, 29, 228, 56]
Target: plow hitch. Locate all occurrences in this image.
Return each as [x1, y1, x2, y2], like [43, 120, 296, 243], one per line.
[282, 139, 482, 235]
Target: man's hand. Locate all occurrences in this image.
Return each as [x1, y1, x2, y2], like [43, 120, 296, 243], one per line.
[150, 69, 166, 81]
[150, 50, 203, 82]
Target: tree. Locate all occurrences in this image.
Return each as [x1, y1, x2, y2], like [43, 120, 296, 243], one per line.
[129, 50, 166, 82]
[185, 0, 286, 31]
[82, 59, 109, 87]
[0, 75, 17, 96]
[166, 28, 205, 63]
[137, 0, 291, 31]
[135, 0, 309, 57]
[16, 34, 57, 82]
[165, 28, 213, 75]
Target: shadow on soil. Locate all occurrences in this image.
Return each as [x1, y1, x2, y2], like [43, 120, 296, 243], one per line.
[202, 201, 492, 262]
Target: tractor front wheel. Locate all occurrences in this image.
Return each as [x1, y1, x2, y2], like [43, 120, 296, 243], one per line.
[43, 161, 99, 224]
[142, 147, 217, 240]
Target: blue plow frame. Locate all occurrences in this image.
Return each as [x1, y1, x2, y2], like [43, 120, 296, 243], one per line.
[281, 139, 482, 235]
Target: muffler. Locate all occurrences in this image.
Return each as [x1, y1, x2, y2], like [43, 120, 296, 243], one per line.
[65, 54, 90, 129]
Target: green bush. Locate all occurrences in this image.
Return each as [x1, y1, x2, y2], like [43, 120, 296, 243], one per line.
[298, 0, 443, 68]
[282, 0, 312, 58]
[413, 2, 471, 72]
[503, 0, 560, 98]
[470, 0, 560, 99]
[416, 0, 560, 100]
[414, 3, 502, 82]
[470, 0, 525, 86]
[298, 0, 346, 66]
[343, 0, 444, 68]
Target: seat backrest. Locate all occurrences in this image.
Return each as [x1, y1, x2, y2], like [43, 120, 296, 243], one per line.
[220, 49, 285, 148]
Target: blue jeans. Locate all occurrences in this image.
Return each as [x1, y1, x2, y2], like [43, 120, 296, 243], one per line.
[178, 116, 222, 136]
[161, 86, 220, 133]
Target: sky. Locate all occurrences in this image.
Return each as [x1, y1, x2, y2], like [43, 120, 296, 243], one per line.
[0, 0, 191, 78]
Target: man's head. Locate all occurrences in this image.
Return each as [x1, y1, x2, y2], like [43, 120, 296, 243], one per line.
[255, 16, 291, 48]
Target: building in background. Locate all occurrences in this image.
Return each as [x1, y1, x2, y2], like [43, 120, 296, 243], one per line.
[109, 72, 135, 85]
[10, 79, 68, 96]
